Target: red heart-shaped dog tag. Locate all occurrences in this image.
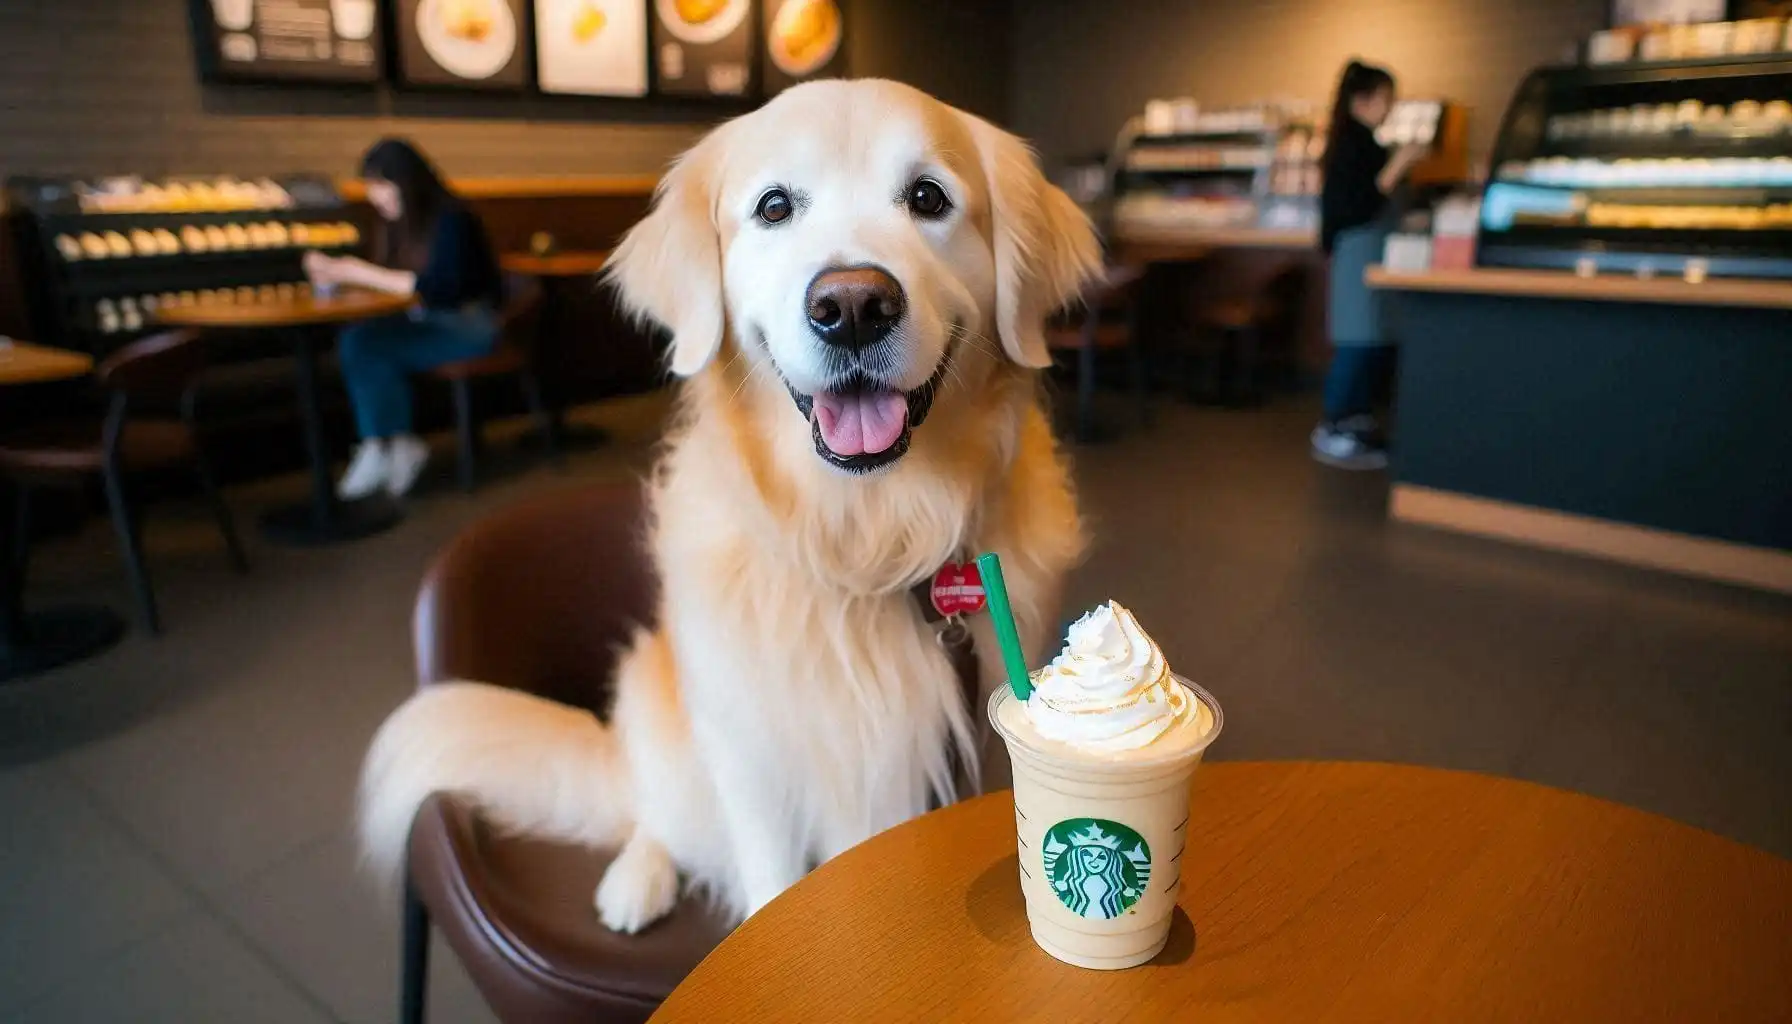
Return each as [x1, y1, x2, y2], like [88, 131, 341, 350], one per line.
[930, 562, 987, 618]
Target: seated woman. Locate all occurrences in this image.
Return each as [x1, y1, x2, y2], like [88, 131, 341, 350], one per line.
[306, 138, 502, 499]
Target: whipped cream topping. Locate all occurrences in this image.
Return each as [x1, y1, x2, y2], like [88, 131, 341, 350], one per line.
[1023, 601, 1199, 753]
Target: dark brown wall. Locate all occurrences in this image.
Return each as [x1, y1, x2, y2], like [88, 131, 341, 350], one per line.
[0, 0, 1013, 182]
[1010, 0, 1608, 170]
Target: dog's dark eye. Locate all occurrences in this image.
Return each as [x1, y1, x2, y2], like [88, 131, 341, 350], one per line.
[906, 178, 951, 219]
[755, 188, 793, 226]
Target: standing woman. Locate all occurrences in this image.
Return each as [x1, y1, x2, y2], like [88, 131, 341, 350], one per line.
[304, 138, 502, 499]
[1310, 60, 1428, 470]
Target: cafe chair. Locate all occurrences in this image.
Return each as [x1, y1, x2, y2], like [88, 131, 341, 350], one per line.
[1045, 263, 1151, 442]
[402, 483, 732, 1024]
[0, 329, 247, 634]
[425, 272, 559, 492]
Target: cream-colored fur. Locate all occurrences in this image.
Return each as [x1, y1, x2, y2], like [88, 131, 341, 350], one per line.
[358, 79, 1100, 931]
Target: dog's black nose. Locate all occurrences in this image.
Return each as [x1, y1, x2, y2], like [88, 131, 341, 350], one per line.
[806, 267, 905, 349]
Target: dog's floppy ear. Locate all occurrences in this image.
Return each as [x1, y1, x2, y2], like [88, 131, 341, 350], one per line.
[963, 114, 1103, 369]
[607, 128, 730, 376]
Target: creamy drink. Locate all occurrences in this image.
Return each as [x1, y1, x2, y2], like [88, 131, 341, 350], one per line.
[988, 601, 1221, 970]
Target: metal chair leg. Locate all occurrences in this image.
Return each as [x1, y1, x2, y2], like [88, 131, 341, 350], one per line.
[451, 378, 477, 493]
[10, 486, 30, 590]
[1233, 325, 1262, 406]
[101, 462, 159, 635]
[519, 368, 561, 461]
[193, 449, 248, 574]
[401, 879, 430, 1024]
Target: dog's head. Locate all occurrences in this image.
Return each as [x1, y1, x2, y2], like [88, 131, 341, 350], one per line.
[609, 78, 1100, 474]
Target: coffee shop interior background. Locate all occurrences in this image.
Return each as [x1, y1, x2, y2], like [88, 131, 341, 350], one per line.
[1, 1, 1789, 1022]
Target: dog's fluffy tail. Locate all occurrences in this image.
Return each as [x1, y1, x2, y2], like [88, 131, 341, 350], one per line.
[357, 681, 631, 879]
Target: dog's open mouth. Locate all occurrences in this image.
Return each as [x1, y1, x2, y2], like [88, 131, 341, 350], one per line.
[788, 343, 954, 473]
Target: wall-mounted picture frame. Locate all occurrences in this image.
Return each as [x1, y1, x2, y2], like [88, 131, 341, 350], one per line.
[394, 0, 531, 91]
[191, 0, 384, 84]
[535, 0, 650, 97]
[761, 0, 845, 94]
[651, 0, 756, 98]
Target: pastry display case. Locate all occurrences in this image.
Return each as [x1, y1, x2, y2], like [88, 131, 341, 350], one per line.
[6, 174, 362, 352]
[1479, 54, 1792, 278]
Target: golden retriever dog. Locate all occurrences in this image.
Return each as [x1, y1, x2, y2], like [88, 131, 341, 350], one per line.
[358, 78, 1100, 932]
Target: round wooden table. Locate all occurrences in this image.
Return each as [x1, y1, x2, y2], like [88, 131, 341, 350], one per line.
[157, 290, 413, 546]
[651, 762, 1791, 1023]
[0, 340, 127, 680]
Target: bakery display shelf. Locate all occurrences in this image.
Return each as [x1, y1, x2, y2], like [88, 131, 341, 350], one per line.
[1540, 132, 1792, 160]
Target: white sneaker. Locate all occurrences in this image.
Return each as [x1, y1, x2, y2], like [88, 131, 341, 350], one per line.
[1310, 423, 1389, 471]
[337, 440, 390, 500]
[384, 435, 431, 497]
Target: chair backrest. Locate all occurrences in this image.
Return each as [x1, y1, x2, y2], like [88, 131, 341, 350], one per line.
[413, 482, 657, 716]
[95, 328, 207, 398]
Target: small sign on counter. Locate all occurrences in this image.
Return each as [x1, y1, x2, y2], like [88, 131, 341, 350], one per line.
[192, 0, 383, 83]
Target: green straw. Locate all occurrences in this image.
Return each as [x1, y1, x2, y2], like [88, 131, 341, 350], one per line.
[976, 551, 1033, 700]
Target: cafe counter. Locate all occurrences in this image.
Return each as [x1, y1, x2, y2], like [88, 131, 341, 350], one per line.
[1369, 265, 1792, 594]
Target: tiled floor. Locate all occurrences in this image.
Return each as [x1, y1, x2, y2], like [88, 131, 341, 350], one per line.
[1, 393, 1787, 1022]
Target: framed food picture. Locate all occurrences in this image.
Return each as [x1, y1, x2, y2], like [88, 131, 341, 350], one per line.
[762, 0, 844, 93]
[191, 0, 383, 84]
[535, 0, 649, 96]
[651, 0, 756, 98]
[394, 0, 529, 90]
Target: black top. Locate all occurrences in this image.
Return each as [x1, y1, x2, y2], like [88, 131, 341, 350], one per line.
[414, 203, 502, 310]
[1320, 118, 1391, 254]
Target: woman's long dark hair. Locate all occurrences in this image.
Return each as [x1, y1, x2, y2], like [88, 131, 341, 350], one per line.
[359, 137, 456, 270]
[1326, 59, 1395, 168]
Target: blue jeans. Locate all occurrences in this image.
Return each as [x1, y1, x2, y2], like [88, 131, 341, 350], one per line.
[337, 308, 497, 438]
[1322, 345, 1396, 424]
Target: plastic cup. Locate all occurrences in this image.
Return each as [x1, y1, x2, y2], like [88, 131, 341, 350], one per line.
[988, 679, 1223, 970]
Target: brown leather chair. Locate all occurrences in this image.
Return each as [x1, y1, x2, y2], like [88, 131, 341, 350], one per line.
[1045, 263, 1151, 442]
[403, 483, 732, 1024]
[425, 272, 560, 492]
[0, 329, 246, 633]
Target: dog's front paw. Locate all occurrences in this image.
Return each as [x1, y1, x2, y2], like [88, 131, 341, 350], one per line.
[594, 832, 679, 934]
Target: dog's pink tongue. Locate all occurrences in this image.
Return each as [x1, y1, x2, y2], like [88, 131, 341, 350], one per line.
[813, 390, 909, 456]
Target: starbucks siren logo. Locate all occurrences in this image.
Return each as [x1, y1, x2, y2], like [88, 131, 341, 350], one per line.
[1041, 818, 1151, 919]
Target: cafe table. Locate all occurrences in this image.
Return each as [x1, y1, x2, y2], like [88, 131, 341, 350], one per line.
[650, 762, 1791, 1023]
[0, 340, 127, 680]
[156, 289, 412, 546]
[500, 251, 613, 448]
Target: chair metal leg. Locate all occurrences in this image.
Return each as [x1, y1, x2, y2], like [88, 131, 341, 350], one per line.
[10, 486, 30, 590]
[100, 463, 159, 635]
[193, 451, 248, 574]
[519, 368, 561, 461]
[1233, 326, 1262, 407]
[400, 879, 430, 1024]
[451, 378, 477, 493]
[1076, 316, 1099, 443]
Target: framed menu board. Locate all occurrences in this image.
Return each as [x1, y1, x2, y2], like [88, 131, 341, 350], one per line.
[651, 0, 756, 98]
[191, 0, 384, 83]
[762, 0, 844, 93]
[394, 0, 530, 90]
[535, 0, 650, 97]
